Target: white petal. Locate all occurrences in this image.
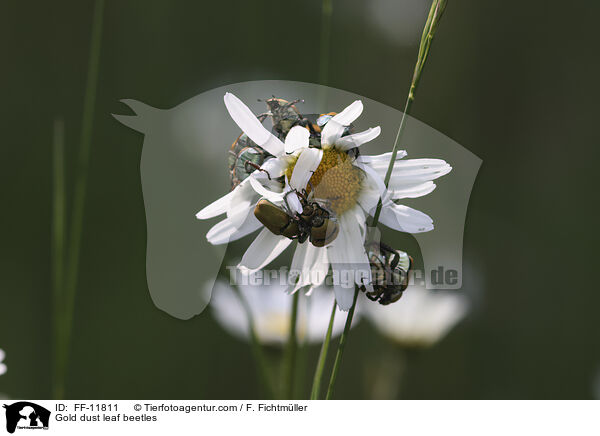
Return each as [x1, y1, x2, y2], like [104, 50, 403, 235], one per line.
[321, 100, 363, 145]
[351, 206, 368, 240]
[249, 176, 286, 203]
[291, 244, 329, 293]
[238, 228, 292, 272]
[357, 160, 386, 196]
[0, 348, 6, 362]
[290, 241, 309, 273]
[285, 125, 310, 154]
[200, 158, 286, 221]
[331, 100, 364, 125]
[196, 190, 237, 219]
[289, 148, 323, 190]
[356, 151, 452, 183]
[357, 174, 435, 233]
[356, 161, 388, 213]
[308, 245, 329, 287]
[335, 126, 381, 151]
[327, 214, 371, 310]
[285, 188, 303, 215]
[377, 202, 434, 233]
[328, 240, 356, 311]
[387, 159, 452, 186]
[356, 151, 407, 165]
[355, 151, 409, 183]
[224, 92, 284, 156]
[391, 181, 437, 199]
[356, 157, 448, 213]
[206, 209, 261, 244]
[227, 179, 258, 227]
[340, 213, 371, 284]
[333, 280, 355, 311]
[290, 242, 309, 292]
[254, 156, 287, 180]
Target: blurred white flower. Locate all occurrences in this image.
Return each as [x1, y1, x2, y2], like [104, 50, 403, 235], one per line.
[0, 349, 6, 375]
[363, 286, 468, 347]
[210, 278, 356, 346]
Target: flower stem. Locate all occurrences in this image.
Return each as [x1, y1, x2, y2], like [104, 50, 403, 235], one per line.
[310, 299, 337, 400]
[324, 0, 447, 400]
[370, 96, 412, 225]
[53, 0, 104, 400]
[372, 0, 447, 226]
[283, 291, 300, 399]
[325, 286, 359, 399]
[232, 284, 275, 399]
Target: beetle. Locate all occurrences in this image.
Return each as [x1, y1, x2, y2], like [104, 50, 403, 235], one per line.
[228, 99, 306, 189]
[361, 241, 413, 305]
[262, 97, 344, 144]
[228, 130, 272, 189]
[253, 190, 339, 247]
[262, 97, 305, 137]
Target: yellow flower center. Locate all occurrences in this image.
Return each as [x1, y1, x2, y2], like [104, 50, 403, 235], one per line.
[286, 147, 364, 215]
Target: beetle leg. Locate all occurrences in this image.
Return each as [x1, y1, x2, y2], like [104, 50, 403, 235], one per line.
[283, 99, 304, 117]
[379, 241, 396, 256]
[389, 252, 400, 270]
[244, 161, 271, 180]
[282, 194, 293, 215]
[365, 290, 381, 302]
[256, 112, 271, 122]
[378, 241, 401, 270]
[298, 232, 309, 243]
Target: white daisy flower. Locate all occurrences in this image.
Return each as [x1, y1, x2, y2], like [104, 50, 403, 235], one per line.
[363, 286, 469, 347]
[0, 348, 6, 376]
[210, 278, 353, 346]
[196, 93, 451, 310]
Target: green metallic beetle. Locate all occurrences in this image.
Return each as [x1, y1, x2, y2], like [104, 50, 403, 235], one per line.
[253, 190, 339, 247]
[228, 119, 272, 189]
[361, 241, 413, 305]
[228, 98, 304, 190]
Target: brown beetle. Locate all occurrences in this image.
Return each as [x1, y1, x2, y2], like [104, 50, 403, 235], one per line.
[253, 191, 339, 247]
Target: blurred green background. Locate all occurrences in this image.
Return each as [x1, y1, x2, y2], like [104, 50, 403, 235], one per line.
[1, 0, 599, 399]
